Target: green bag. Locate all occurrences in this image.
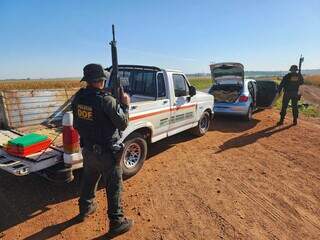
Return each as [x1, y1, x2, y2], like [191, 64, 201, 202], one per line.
[8, 133, 48, 147]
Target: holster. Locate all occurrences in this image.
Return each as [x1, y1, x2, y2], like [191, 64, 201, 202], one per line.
[110, 143, 124, 165]
[83, 141, 124, 165]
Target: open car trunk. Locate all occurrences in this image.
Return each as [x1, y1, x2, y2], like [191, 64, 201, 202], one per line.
[210, 62, 244, 85]
[209, 84, 242, 103]
[256, 80, 279, 108]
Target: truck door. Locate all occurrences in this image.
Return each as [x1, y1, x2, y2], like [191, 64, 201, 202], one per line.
[168, 74, 197, 136]
[151, 72, 171, 140]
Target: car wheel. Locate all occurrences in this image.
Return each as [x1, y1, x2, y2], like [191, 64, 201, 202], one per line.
[120, 133, 147, 179]
[191, 111, 211, 137]
[245, 106, 253, 121]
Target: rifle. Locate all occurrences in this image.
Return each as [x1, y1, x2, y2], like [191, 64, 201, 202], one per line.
[109, 24, 120, 101]
[298, 54, 304, 74]
[297, 55, 304, 100]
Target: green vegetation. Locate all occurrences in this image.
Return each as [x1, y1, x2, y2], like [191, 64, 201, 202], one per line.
[189, 77, 212, 90]
[275, 94, 320, 118]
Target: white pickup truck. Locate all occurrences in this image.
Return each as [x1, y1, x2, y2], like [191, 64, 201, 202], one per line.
[0, 65, 214, 181]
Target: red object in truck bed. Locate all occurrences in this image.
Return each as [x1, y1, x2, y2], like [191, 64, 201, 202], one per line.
[5, 139, 52, 157]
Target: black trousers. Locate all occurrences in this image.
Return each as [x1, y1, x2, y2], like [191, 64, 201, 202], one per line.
[79, 148, 124, 222]
[280, 92, 299, 120]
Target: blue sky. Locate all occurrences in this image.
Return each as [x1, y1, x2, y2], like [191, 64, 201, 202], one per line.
[0, 0, 319, 79]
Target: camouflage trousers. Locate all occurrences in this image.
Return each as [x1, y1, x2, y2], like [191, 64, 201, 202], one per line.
[280, 91, 299, 120]
[79, 148, 124, 222]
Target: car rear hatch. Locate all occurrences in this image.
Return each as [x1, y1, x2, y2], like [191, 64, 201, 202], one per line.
[210, 62, 244, 85]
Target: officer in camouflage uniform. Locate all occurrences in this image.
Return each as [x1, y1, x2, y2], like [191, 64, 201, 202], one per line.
[277, 65, 304, 125]
[72, 63, 133, 237]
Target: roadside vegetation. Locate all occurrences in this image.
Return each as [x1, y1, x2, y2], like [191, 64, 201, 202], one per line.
[304, 75, 320, 87]
[1, 76, 319, 118]
[0, 78, 82, 90]
[275, 94, 320, 118]
[0, 77, 212, 91]
[189, 77, 212, 90]
[272, 75, 320, 117]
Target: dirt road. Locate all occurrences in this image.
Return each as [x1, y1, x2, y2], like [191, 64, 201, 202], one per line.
[301, 85, 320, 110]
[1, 109, 319, 240]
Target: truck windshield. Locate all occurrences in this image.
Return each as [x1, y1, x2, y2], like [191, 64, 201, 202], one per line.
[108, 69, 157, 97]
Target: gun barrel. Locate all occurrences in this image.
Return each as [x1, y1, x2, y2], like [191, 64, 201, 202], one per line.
[298, 54, 304, 74]
[109, 25, 120, 101]
[112, 24, 116, 42]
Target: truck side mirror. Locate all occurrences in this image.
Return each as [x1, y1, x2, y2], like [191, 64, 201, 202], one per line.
[189, 86, 196, 97]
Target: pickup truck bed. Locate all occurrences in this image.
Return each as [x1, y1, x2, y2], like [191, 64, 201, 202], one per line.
[0, 88, 73, 176]
[0, 130, 62, 176]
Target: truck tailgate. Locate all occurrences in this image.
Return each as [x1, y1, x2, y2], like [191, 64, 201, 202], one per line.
[0, 130, 62, 176]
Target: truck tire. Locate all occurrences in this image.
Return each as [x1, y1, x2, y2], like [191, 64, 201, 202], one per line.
[120, 133, 147, 179]
[245, 105, 253, 121]
[191, 111, 211, 137]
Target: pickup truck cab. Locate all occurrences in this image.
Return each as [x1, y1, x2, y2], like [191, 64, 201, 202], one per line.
[64, 65, 214, 178]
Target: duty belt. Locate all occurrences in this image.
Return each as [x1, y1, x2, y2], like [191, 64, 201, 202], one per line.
[84, 143, 109, 155]
[83, 142, 124, 155]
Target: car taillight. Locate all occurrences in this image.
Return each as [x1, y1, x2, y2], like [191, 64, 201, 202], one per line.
[62, 112, 80, 154]
[238, 95, 249, 102]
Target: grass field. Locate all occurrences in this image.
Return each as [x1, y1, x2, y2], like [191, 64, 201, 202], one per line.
[305, 75, 320, 87]
[0, 78, 82, 90]
[0, 77, 211, 91]
[1, 74, 319, 90]
[274, 95, 320, 118]
[1, 76, 319, 118]
[189, 77, 212, 90]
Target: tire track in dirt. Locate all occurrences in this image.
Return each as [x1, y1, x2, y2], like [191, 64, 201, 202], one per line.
[185, 191, 239, 240]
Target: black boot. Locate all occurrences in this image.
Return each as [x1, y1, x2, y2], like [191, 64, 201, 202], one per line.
[106, 218, 133, 238]
[75, 202, 97, 222]
[277, 117, 284, 126]
[293, 118, 298, 125]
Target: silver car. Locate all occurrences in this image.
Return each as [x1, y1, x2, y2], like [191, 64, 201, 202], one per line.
[209, 62, 278, 121]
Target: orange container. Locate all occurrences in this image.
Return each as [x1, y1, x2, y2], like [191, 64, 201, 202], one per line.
[6, 139, 52, 157]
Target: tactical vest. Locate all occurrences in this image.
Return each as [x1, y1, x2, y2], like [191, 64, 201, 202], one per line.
[284, 72, 302, 93]
[72, 88, 119, 148]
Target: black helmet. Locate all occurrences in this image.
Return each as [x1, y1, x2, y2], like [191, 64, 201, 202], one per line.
[81, 63, 108, 83]
[289, 65, 298, 72]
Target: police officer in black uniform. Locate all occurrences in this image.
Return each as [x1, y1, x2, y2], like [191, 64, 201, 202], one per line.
[277, 65, 304, 125]
[72, 63, 133, 237]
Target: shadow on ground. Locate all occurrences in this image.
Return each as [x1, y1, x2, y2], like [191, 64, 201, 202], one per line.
[0, 171, 82, 234]
[22, 217, 81, 240]
[148, 131, 196, 159]
[216, 124, 294, 153]
[210, 114, 261, 133]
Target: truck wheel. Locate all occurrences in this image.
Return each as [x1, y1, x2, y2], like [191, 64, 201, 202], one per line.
[191, 111, 211, 137]
[120, 133, 147, 179]
[245, 106, 253, 121]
